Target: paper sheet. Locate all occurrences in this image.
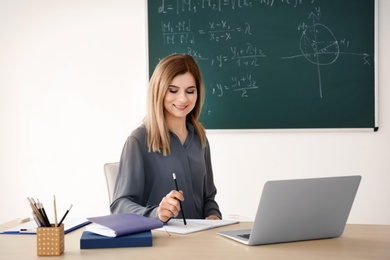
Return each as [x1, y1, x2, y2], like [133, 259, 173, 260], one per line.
[154, 219, 239, 234]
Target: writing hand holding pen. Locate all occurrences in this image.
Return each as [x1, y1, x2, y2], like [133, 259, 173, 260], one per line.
[158, 190, 185, 223]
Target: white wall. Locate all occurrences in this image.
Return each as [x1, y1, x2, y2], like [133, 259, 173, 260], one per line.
[0, 0, 389, 225]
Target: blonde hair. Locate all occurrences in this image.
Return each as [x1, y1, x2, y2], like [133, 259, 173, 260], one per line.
[144, 54, 206, 156]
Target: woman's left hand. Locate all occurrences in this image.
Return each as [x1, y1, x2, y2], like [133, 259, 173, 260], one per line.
[205, 215, 220, 220]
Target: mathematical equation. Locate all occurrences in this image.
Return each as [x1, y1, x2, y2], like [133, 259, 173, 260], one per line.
[212, 74, 259, 98]
[157, 0, 317, 14]
[150, 0, 373, 101]
[186, 42, 266, 69]
[161, 19, 251, 44]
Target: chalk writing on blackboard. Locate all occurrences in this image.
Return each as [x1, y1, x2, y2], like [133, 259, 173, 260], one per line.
[161, 19, 252, 45]
[231, 42, 266, 67]
[212, 73, 259, 98]
[149, 0, 375, 129]
[199, 21, 252, 42]
[280, 8, 371, 98]
[157, 0, 313, 14]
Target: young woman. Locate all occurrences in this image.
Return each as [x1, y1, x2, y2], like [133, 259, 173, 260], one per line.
[110, 54, 221, 222]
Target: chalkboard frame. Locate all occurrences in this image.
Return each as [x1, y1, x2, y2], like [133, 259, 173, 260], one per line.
[147, 0, 378, 131]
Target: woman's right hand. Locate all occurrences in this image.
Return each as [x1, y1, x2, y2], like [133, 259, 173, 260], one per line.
[157, 190, 184, 223]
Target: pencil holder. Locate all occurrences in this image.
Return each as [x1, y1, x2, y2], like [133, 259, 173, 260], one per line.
[36, 224, 64, 256]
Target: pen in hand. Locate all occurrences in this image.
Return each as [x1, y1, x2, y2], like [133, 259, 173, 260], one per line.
[172, 173, 187, 226]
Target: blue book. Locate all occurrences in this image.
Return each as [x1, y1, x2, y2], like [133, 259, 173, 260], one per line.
[80, 230, 152, 249]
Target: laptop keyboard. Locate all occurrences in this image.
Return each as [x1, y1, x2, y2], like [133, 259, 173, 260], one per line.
[238, 234, 250, 239]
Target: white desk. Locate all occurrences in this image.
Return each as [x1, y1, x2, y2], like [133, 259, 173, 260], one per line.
[1, 221, 389, 259]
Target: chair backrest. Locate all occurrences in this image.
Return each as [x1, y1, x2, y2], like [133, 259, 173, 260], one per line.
[104, 162, 119, 205]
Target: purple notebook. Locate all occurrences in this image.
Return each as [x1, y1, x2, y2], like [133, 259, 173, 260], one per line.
[86, 213, 163, 237]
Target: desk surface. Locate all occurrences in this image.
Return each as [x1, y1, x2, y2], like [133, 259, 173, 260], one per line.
[1, 221, 389, 260]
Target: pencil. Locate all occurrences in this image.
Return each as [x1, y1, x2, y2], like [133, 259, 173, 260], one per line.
[53, 195, 58, 227]
[27, 198, 46, 227]
[38, 202, 51, 227]
[172, 173, 187, 226]
[58, 204, 73, 227]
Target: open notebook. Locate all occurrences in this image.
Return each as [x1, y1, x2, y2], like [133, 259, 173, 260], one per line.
[155, 219, 238, 235]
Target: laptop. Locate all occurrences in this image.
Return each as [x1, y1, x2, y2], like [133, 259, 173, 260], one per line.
[218, 175, 361, 246]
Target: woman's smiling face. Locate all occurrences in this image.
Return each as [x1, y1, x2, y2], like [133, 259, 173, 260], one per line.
[164, 72, 197, 122]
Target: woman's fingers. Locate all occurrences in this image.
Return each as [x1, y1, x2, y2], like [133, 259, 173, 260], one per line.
[158, 190, 184, 222]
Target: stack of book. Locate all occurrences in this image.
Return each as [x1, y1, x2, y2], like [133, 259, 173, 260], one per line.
[80, 213, 163, 249]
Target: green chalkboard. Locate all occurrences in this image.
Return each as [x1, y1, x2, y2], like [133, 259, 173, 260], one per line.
[148, 0, 376, 130]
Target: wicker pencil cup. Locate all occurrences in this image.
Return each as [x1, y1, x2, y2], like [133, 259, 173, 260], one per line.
[36, 224, 64, 256]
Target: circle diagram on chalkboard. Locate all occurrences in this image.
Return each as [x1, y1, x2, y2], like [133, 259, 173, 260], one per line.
[281, 10, 371, 99]
[300, 23, 339, 66]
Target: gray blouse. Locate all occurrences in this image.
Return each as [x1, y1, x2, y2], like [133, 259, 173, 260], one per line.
[110, 122, 222, 221]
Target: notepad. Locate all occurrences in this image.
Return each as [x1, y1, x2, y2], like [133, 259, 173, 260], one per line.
[154, 219, 239, 235]
[0, 217, 90, 234]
